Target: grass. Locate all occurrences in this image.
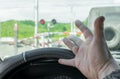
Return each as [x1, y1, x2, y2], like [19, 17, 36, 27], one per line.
[0, 20, 71, 39]
[0, 19, 88, 39]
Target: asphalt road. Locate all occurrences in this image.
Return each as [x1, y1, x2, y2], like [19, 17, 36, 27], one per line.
[0, 43, 65, 59]
[0, 44, 33, 59]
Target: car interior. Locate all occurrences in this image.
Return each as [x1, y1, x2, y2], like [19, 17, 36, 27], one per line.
[0, 48, 87, 79]
[0, 0, 120, 79]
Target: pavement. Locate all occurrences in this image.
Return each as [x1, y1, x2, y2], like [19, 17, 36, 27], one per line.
[0, 42, 65, 59]
[0, 43, 33, 59]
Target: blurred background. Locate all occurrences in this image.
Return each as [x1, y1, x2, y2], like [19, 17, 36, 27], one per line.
[0, 0, 120, 63]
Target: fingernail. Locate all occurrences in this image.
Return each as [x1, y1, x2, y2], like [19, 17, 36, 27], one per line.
[99, 16, 105, 23]
[63, 37, 68, 42]
[75, 20, 83, 27]
[58, 59, 62, 63]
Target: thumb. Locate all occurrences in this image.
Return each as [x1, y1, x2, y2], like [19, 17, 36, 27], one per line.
[94, 16, 105, 41]
[58, 59, 75, 67]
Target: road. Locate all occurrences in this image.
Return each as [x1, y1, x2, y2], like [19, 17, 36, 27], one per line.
[0, 42, 65, 59]
[0, 43, 33, 59]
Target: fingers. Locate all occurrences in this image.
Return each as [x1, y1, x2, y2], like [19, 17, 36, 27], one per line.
[75, 20, 93, 40]
[94, 16, 105, 41]
[63, 38, 79, 54]
[68, 35, 84, 47]
[72, 46, 79, 54]
[58, 59, 75, 67]
[63, 38, 75, 49]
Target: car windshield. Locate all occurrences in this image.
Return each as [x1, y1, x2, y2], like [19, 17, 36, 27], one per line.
[0, 0, 120, 62]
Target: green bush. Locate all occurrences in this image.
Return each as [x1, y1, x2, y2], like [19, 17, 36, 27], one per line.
[0, 20, 71, 39]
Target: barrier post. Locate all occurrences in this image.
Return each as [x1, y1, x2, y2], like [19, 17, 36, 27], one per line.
[14, 23, 18, 54]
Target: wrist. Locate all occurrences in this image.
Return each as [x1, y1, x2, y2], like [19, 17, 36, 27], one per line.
[98, 58, 120, 79]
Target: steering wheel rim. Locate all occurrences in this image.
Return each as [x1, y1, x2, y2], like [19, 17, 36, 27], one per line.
[0, 48, 86, 79]
[0, 48, 87, 79]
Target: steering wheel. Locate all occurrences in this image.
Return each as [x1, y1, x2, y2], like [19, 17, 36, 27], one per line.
[0, 48, 87, 79]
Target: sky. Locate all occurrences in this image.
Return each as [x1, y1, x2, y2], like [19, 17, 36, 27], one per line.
[0, 0, 120, 23]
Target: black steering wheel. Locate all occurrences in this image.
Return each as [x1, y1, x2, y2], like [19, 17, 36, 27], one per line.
[0, 48, 87, 79]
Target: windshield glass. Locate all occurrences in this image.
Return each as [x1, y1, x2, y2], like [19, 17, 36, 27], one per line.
[0, 0, 120, 61]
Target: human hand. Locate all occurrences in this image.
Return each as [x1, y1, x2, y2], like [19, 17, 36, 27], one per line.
[59, 16, 119, 79]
